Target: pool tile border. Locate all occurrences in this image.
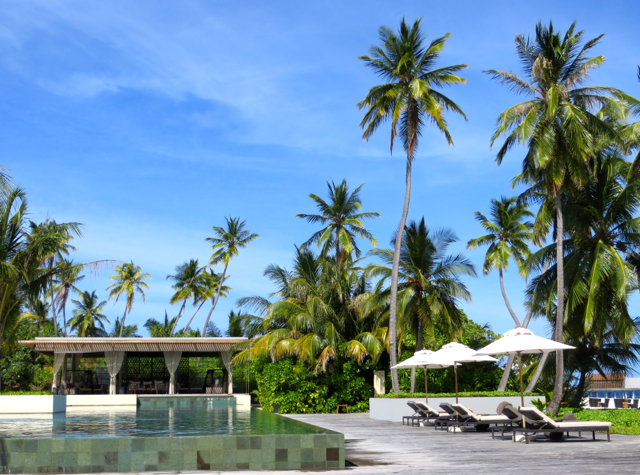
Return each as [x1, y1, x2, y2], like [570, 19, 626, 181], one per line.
[0, 433, 344, 473]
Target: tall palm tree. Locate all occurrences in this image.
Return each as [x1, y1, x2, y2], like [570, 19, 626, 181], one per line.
[296, 180, 379, 271]
[358, 18, 468, 392]
[52, 259, 85, 337]
[467, 197, 535, 391]
[68, 291, 110, 337]
[182, 270, 229, 331]
[468, 197, 534, 326]
[486, 21, 630, 414]
[367, 219, 475, 391]
[107, 261, 150, 337]
[166, 259, 205, 335]
[202, 217, 259, 336]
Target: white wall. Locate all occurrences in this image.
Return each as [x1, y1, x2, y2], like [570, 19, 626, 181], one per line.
[370, 396, 537, 422]
[0, 395, 67, 414]
[625, 377, 640, 388]
[66, 394, 138, 406]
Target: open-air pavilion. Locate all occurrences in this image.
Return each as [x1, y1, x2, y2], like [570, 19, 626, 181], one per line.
[19, 337, 247, 395]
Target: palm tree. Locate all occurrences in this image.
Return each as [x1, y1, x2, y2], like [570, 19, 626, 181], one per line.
[527, 152, 640, 399]
[28, 219, 82, 336]
[234, 247, 384, 370]
[144, 312, 179, 337]
[108, 317, 140, 337]
[106, 262, 150, 337]
[182, 270, 229, 331]
[296, 180, 379, 271]
[367, 219, 475, 391]
[486, 21, 630, 414]
[467, 197, 534, 391]
[202, 217, 259, 336]
[68, 291, 110, 337]
[52, 259, 85, 337]
[359, 18, 468, 392]
[166, 259, 205, 335]
[0, 188, 81, 349]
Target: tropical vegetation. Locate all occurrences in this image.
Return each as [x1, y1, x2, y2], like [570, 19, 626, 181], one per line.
[2, 18, 640, 417]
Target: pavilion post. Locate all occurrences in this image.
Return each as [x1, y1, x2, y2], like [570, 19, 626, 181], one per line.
[221, 351, 233, 394]
[105, 351, 125, 395]
[52, 352, 66, 394]
[163, 351, 182, 395]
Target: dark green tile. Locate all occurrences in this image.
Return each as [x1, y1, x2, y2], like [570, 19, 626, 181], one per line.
[236, 462, 250, 469]
[158, 451, 171, 464]
[314, 434, 329, 448]
[275, 448, 288, 462]
[223, 437, 236, 450]
[236, 436, 250, 450]
[250, 436, 262, 450]
[326, 447, 339, 461]
[104, 451, 118, 465]
[143, 464, 158, 471]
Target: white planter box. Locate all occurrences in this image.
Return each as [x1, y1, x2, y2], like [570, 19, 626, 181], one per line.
[0, 395, 67, 414]
[66, 394, 138, 406]
[370, 396, 537, 422]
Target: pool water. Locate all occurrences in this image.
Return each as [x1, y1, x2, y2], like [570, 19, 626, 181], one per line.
[0, 397, 329, 439]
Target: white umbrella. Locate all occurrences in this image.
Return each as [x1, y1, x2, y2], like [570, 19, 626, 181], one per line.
[392, 349, 457, 403]
[474, 327, 576, 406]
[432, 341, 498, 403]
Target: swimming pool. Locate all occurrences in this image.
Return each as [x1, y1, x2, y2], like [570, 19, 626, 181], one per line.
[0, 396, 344, 472]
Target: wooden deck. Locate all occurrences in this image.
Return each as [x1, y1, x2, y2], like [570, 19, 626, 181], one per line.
[282, 413, 640, 474]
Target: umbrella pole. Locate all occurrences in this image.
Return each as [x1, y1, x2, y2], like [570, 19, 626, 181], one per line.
[424, 368, 428, 404]
[454, 363, 459, 404]
[517, 351, 524, 407]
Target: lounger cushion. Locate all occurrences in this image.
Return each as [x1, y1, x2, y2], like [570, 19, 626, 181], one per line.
[520, 407, 611, 429]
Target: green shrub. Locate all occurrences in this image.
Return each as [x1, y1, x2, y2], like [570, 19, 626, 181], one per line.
[253, 358, 373, 414]
[0, 391, 51, 395]
[558, 408, 640, 435]
[376, 391, 539, 398]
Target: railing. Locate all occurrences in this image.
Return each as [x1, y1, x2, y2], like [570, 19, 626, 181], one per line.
[588, 379, 625, 389]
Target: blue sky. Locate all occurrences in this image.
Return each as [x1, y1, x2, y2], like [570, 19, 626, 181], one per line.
[2, 0, 639, 340]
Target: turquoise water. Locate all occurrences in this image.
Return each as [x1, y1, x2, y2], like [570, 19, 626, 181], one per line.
[0, 397, 330, 439]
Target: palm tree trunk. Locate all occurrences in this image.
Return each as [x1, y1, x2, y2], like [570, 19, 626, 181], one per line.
[496, 268, 521, 391]
[117, 308, 128, 338]
[570, 368, 588, 408]
[410, 320, 424, 393]
[548, 193, 565, 415]
[497, 354, 515, 392]
[50, 288, 59, 337]
[62, 304, 68, 337]
[499, 269, 521, 327]
[389, 158, 413, 393]
[170, 300, 188, 335]
[525, 352, 549, 393]
[201, 264, 228, 336]
[184, 301, 206, 332]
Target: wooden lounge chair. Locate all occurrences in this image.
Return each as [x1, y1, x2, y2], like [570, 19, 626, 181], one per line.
[411, 402, 451, 427]
[588, 398, 603, 408]
[447, 403, 512, 432]
[514, 407, 611, 444]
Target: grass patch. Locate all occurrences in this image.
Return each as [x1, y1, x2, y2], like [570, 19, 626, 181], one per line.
[560, 408, 640, 436]
[376, 391, 539, 398]
[0, 391, 51, 395]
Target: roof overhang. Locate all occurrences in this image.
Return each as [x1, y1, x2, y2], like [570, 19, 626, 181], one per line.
[18, 337, 247, 355]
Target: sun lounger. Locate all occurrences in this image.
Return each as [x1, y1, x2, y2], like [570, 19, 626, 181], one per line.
[403, 401, 450, 427]
[491, 405, 526, 439]
[446, 403, 512, 432]
[514, 407, 611, 444]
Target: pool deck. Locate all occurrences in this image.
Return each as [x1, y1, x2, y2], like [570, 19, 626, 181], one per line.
[94, 412, 640, 474]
